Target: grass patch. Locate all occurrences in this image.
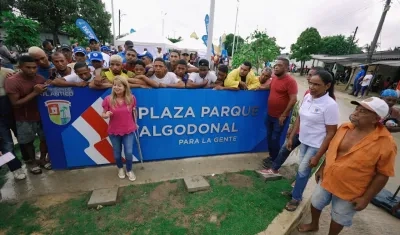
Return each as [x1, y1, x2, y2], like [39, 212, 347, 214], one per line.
[0, 171, 291, 235]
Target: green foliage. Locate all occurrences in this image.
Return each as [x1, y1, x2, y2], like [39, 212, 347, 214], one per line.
[290, 27, 321, 63]
[232, 30, 280, 71]
[319, 35, 362, 55]
[168, 36, 182, 43]
[224, 33, 245, 56]
[15, 0, 111, 44]
[0, 11, 40, 52]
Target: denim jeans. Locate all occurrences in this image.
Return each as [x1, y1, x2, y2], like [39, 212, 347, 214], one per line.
[0, 118, 22, 172]
[266, 115, 287, 161]
[271, 134, 301, 171]
[109, 132, 135, 172]
[292, 143, 319, 201]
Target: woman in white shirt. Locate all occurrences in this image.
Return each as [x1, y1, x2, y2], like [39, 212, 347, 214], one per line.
[285, 70, 339, 211]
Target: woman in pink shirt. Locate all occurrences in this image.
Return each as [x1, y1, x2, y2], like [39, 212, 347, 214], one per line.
[102, 76, 137, 181]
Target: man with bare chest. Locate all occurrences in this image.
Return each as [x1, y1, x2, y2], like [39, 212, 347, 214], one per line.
[298, 97, 396, 235]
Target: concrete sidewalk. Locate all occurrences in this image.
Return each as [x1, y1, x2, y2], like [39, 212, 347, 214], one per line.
[1, 152, 266, 201]
[290, 74, 400, 235]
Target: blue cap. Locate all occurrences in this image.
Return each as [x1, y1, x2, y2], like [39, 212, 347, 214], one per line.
[89, 52, 103, 62]
[73, 46, 86, 55]
[138, 51, 153, 61]
[101, 46, 110, 52]
[380, 89, 397, 98]
[89, 38, 99, 43]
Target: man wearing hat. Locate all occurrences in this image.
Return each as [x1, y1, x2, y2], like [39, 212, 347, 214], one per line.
[88, 52, 104, 71]
[60, 44, 73, 64]
[380, 89, 400, 132]
[298, 97, 396, 235]
[181, 49, 199, 72]
[88, 38, 110, 68]
[118, 40, 134, 63]
[138, 51, 154, 77]
[187, 59, 217, 88]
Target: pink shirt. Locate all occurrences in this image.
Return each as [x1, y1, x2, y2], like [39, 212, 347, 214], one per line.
[102, 95, 137, 136]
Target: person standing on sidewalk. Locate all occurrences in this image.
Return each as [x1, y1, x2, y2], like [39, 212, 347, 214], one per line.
[354, 70, 373, 98]
[298, 97, 396, 235]
[260, 67, 325, 173]
[284, 71, 339, 212]
[263, 58, 298, 168]
[102, 76, 137, 181]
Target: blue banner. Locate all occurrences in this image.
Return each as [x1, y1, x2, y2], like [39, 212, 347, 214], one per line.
[202, 35, 208, 47]
[38, 88, 288, 170]
[75, 18, 99, 42]
[205, 14, 210, 35]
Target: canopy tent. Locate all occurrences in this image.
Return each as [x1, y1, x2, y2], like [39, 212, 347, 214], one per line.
[116, 28, 177, 58]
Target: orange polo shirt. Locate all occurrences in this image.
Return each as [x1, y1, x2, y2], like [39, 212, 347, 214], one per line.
[322, 122, 396, 201]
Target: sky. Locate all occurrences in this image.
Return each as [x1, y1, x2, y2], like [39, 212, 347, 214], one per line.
[103, 0, 400, 53]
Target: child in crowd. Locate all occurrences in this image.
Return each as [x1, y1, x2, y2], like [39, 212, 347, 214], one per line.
[102, 76, 137, 181]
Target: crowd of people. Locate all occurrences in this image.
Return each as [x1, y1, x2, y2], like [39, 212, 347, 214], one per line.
[0, 38, 399, 235]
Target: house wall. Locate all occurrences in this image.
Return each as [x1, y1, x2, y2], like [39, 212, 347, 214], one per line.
[0, 29, 70, 48]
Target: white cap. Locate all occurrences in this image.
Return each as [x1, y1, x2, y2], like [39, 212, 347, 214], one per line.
[351, 97, 389, 118]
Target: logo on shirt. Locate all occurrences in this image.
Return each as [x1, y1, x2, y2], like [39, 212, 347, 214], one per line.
[45, 100, 72, 125]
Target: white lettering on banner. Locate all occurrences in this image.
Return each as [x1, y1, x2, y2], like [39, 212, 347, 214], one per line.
[138, 106, 259, 119]
[41, 87, 74, 97]
[139, 123, 238, 137]
[178, 136, 237, 145]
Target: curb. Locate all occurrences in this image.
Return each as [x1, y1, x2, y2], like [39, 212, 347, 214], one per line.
[258, 173, 318, 235]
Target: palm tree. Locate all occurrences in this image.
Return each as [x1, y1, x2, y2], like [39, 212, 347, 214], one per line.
[363, 43, 380, 53]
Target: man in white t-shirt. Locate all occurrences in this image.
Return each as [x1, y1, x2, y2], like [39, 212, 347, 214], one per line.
[89, 38, 110, 68]
[187, 59, 217, 88]
[147, 58, 185, 88]
[52, 62, 93, 87]
[355, 70, 373, 98]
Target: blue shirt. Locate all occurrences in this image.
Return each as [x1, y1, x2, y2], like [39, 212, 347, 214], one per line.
[117, 51, 126, 63]
[37, 63, 54, 80]
[354, 69, 366, 83]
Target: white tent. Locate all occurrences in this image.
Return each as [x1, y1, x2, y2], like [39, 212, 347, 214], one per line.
[116, 28, 177, 58]
[174, 38, 207, 58]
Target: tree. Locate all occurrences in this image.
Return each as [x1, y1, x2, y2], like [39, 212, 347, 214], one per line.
[16, 0, 78, 44]
[232, 30, 280, 72]
[224, 33, 244, 56]
[363, 43, 380, 53]
[290, 27, 321, 75]
[1, 11, 40, 52]
[319, 35, 362, 55]
[0, 0, 15, 11]
[168, 36, 182, 43]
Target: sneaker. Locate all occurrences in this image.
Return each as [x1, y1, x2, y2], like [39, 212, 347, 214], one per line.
[118, 168, 125, 179]
[126, 171, 136, 181]
[13, 169, 26, 180]
[262, 159, 273, 168]
[257, 168, 279, 175]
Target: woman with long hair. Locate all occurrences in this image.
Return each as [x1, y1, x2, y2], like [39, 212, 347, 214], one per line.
[284, 70, 339, 211]
[102, 76, 137, 181]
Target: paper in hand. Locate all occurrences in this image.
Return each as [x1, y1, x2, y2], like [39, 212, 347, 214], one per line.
[0, 152, 16, 167]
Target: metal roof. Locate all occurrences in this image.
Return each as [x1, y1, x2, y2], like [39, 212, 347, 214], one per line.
[370, 60, 400, 67]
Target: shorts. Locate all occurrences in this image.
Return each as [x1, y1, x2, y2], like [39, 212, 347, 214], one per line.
[16, 121, 45, 144]
[311, 183, 357, 227]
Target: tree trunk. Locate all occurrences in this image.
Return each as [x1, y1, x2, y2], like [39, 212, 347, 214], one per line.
[53, 30, 59, 46]
[300, 61, 305, 76]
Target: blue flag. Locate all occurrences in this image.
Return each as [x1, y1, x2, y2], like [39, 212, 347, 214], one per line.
[202, 35, 208, 47]
[205, 14, 210, 35]
[130, 28, 136, 34]
[75, 18, 99, 42]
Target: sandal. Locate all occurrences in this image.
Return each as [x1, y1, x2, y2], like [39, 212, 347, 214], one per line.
[30, 166, 42, 175]
[285, 199, 300, 212]
[41, 162, 52, 170]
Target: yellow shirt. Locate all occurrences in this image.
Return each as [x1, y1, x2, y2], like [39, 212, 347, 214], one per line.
[101, 69, 135, 82]
[224, 68, 260, 90]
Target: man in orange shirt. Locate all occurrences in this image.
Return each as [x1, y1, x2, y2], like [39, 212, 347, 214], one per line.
[298, 97, 396, 235]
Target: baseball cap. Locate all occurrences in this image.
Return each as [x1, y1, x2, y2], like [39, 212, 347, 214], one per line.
[88, 52, 103, 62]
[89, 38, 99, 43]
[138, 51, 153, 61]
[181, 49, 189, 55]
[73, 46, 86, 55]
[380, 89, 397, 98]
[101, 46, 110, 52]
[124, 40, 134, 48]
[350, 97, 389, 119]
[60, 44, 71, 51]
[198, 59, 210, 68]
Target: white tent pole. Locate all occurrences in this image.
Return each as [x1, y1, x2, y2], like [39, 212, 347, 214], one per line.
[206, 0, 215, 61]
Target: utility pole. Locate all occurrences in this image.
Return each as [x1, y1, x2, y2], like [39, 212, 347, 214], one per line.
[348, 26, 358, 54]
[367, 0, 391, 63]
[231, 0, 239, 58]
[111, 0, 116, 46]
[118, 10, 121, 38]
[206, 0, 215, 61]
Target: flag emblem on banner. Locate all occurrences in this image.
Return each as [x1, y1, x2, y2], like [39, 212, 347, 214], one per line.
[45, 100, 72, 125]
